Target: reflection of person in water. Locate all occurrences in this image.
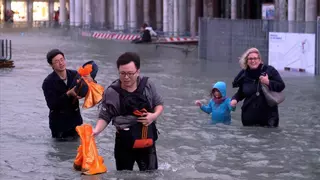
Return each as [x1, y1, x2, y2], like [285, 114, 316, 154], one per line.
[131, 23, 152, 44]
[46, 139, 79, 163]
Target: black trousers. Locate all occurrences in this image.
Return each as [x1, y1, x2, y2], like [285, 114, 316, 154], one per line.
[51, 128, 78, 141]
[114, 132, 158, 171]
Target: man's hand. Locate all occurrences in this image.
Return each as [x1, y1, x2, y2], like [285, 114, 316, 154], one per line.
[137, 112, 157, 126]
[92, 128, 100, 137]
[66, 86, 82, 99]
[67, 86, 77, 97]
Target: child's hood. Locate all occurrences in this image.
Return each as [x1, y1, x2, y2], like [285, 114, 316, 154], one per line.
[212, 81, 227, 98]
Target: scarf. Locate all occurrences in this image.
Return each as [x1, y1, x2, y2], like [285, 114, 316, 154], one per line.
[246, 63, 263, 80]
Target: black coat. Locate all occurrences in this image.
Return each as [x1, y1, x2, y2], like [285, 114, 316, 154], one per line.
[42, 69, 83, 134]
[232, 64, 285, 127]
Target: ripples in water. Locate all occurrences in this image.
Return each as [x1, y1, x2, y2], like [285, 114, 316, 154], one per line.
[0, 31, 319, 180]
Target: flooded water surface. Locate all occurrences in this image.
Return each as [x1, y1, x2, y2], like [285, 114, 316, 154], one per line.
[0, 29, 319, 180]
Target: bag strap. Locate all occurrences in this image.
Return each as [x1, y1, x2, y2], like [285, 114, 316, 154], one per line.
[109, 79, 122, 95]
[136, 77, 149, 94]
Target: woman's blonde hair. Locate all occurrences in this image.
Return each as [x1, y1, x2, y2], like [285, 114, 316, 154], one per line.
[239, 47, 263, 69]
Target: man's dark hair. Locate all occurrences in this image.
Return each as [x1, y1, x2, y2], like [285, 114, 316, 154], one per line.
[46, 49, 64, 64]
[142, 23, 148, 29]
[116, 52, 140, 70]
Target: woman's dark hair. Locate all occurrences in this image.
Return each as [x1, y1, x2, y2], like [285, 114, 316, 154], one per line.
[116, 52, 140, 69]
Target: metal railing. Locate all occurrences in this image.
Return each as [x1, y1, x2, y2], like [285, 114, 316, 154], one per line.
[0, 39, 12, 61]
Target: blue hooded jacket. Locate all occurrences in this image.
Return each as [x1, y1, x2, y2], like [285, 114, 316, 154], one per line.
[200, 81, 235, 125]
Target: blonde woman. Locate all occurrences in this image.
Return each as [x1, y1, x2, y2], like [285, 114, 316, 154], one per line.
[230, 48, 285, 127]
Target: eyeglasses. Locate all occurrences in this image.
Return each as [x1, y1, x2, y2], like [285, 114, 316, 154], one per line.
[119, 70, 137, 77]
[52, 58, 65, 64]
[247, 57, 260, 61]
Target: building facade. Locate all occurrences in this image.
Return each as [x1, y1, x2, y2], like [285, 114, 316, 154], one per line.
[1, 0, 319, 35]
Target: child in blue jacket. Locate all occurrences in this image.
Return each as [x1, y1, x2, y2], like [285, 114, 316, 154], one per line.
[195, 81, 235, 125]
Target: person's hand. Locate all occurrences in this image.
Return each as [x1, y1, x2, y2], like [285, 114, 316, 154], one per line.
[259, 73, 269, 85]
[195, 100, 202, 107]
[230, 99, 238, 107]
[67, 86, 77, 97]
[92, 128, 100, 137]
[137, 112, 156, 126]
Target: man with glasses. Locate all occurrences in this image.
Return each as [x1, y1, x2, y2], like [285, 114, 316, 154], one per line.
[42, 49, 83, 140]
[93, 52, 164, 171]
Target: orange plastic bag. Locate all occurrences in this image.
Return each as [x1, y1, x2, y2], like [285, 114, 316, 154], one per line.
[77, 64, 104, 109]
[73, 124, 107, 175]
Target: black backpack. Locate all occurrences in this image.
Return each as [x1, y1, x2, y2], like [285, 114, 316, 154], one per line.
[110, 77, 158, 149]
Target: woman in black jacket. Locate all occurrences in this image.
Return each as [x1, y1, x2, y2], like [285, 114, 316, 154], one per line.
[230, 47, 285, 127]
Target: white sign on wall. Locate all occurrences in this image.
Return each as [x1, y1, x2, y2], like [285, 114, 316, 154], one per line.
[268, 32, 316, 74]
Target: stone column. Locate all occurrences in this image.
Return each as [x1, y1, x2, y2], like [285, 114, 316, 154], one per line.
[178, 0, 187, 36]
[113, 0, 118, 29]
[190, 0, 196, 37]
[173, 0, 178, 36]
[203, 0, 214, 17]
[48, 0, 54, 22]
[5, 0, 11, 11]
[277, 0, 286, 20]
[295, 0, 305, 32]
[118, 0, 126, 30]
[163, 0, 174, 35]
[27, 0, 33, 23]
[100, 0, 106, 26]
[83, 0, 91, 25]
[296, 0, 305, 21]
[288, 0, 295, 32]
[274, 0, 287, 31]
[231, 0, 237, 19]
[74, 0, 83, 26]
[107, 0, 114, 28]
[225, 0, 230, 18]
[168, 0, 174, 35]
[305, 0, 317, 33]
[69, 0, 75, 26]
[59, 0, 67, 25]
[163, 0, 168, 32]
[143, 0, 149, 24]
[130, 0, 137, 31]
[156, 0, 162, 29]
[136, 0, 143, 27]
[305, 0, 317, 21]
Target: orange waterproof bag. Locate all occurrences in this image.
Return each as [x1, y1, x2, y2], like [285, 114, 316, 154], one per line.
[73, 124, 107, 175]
[132, 108, 154, 149]
[77, 64, 104, 109]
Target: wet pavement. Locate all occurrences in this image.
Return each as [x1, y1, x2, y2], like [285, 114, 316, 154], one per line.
[0, 29, 320, 180]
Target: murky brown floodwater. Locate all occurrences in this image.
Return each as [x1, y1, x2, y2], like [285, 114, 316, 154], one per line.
[0, 28, 319, 180]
